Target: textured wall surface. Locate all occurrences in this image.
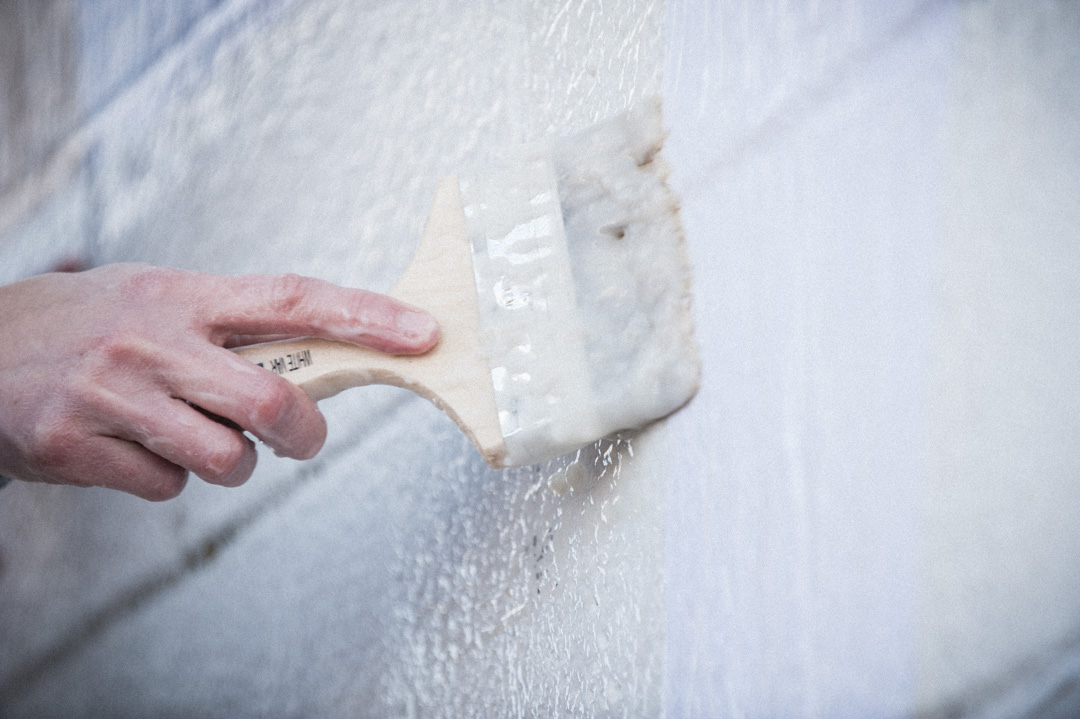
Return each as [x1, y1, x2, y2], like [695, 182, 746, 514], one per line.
[2, 0, 1080, 717]
[1, 0, 667, 716]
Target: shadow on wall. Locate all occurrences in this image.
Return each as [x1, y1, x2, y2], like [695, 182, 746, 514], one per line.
[0, 1, 78, 197]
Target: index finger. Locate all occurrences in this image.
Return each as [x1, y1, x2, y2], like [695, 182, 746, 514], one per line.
[200, 273, 440, 355]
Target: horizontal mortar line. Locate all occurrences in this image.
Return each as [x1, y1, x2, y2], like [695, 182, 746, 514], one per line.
[671, 0, 948, 193]
[0, 0, 300, 241]
[0, 393, 422, 706]
[923, 629, 1080, 719]
[1018, 658, 1080, 719]
[0, 464, 322, 705]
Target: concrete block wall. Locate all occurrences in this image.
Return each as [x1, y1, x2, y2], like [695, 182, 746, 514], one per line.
[1, 0, 668, 715]
[664, 1, 1080, 715]
[2, 0, 1079, 716]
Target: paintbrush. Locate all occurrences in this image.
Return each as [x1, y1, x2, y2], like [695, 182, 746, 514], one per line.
[234, 98, 699, 468]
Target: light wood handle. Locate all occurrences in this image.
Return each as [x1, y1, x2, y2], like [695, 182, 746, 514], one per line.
[233, 177, 507, 467]
[232, 337, 426, 402]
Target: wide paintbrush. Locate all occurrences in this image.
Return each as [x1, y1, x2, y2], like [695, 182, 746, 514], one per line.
[235, 98, 699, 468]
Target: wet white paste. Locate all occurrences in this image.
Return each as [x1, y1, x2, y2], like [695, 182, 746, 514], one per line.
[460, 99, 700, 466]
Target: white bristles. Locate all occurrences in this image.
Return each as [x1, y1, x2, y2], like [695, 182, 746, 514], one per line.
[460, 98, 700, 466]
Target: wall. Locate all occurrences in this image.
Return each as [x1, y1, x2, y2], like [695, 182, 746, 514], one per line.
[1, 0, 668, 716]
[2, 0, 1080, 717]
[664, 0, 1080, 717]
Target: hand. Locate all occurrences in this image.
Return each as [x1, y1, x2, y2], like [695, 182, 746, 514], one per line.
[0, 264, 440, 500]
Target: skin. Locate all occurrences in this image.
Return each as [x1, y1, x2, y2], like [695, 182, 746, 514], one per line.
[0, 263, 440, 501]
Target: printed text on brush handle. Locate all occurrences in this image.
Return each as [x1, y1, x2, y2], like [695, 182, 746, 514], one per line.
[256, 348, 314, 375]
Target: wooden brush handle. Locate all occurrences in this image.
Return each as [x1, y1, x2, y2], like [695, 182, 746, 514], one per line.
[233, 337, 427, 402]
[233, 177, 506, 467]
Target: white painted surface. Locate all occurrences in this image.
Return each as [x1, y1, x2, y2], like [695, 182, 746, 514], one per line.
[921, 3, 1080, 712]
[664, 2, 947, 713]
[663, 0, 1080, 717]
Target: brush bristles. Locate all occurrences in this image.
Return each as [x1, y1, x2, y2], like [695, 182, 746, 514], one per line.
[461, 98, 700, 467]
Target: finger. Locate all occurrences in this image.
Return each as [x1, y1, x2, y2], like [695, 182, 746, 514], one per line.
[115, 399, 259, 488]
[200, 273, 440, 354]
[171, 346, 327, 460]
[74, 368, 261, 487]
[222, 333, 303, 349]
[63, 435, 189, 501]
[21, 403, 188, 500]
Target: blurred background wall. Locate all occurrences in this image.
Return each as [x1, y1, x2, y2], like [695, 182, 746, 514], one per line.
[1, 0, 1078, 716]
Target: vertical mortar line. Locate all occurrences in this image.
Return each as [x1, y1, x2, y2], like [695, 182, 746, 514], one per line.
[783, 141, 820, 718]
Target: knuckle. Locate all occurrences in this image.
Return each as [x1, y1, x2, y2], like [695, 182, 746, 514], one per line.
[242, 374, 324, 458]
[341, 289, 377, 320]
[94, 330, 156, 368]
[341, 295, 394, 340]
[27, 415, 80, 470]
[268, 273, 311, 317]
[202, 436, 247, 481]
[247, 377, 292, 430]
[115, 265, 180, 304]
[140, 467, 188, 502]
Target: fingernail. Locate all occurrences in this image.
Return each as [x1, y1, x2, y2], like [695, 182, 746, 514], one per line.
[396, 310, 439, 342]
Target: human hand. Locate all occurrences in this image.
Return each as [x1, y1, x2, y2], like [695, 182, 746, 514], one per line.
[0, 263, 440, 500]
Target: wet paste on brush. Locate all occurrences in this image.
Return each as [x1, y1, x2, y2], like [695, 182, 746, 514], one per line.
[459, 99, 700, 467]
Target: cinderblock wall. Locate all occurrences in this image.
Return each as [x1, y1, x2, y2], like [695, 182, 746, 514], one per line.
[2, 0, 1079, 716]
